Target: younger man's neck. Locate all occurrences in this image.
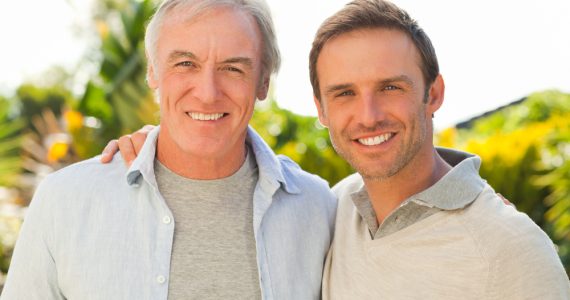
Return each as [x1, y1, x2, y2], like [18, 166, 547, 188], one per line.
[364, 148, 451, 223]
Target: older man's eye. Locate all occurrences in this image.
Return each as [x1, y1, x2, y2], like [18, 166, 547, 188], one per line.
[175, 61, 195, 67]
[384, 85, 399, 91]
[223, 66, 244, 74]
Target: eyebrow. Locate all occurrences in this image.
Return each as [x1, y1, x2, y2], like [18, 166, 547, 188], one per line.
[324, 83, 353, 96]
[323, 75, 415, 96]
[167, 51, 198, 64]
[380, 75, 415, 87]
[222, 57, 254, 68]
[167, 51, 254, 68]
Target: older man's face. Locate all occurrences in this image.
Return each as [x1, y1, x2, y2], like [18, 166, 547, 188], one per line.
[148, 6, 267, 168]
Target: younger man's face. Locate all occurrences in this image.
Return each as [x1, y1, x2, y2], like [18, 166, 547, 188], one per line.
[314, 28, 443, 181]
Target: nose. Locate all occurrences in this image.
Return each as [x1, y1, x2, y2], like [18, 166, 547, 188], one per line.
[357, 93, 386, 128]
[193, 68, 220, 104]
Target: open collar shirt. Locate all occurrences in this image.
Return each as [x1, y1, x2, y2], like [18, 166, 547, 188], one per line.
[2, 126, 337, 300]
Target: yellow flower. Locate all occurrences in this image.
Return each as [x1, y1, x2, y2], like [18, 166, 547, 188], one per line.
[436, 127, 456, 148]
[47, 142, 69, 163]
[64, 110, 84, 132]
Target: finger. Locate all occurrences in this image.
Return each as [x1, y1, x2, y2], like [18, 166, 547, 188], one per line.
[117, 135, 137, 167]
[497, 193, 515, 207]
[131, 130, 149, 155]
[141, 124, 155, 133]
[100, 140, 119, 163]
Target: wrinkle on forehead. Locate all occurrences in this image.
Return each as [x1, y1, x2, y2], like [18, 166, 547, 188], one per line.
[157, 5, 263, 66]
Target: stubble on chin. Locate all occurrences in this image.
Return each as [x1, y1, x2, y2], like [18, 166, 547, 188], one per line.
[330, 115, 427, 182]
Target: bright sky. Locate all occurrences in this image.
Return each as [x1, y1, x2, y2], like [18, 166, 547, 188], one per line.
[1, 0, 569, 129]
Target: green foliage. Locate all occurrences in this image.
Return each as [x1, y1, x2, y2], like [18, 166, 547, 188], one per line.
[251, 100, 354, 186]
[534, 114, 570, 272]
[0, 98, 23, 187]
[464, 90, 570, 138]
[437, 90, 570, 276]
[78, 0, 158, 155]
[0, 241, 11, 273]
[15, 84, 73, 131]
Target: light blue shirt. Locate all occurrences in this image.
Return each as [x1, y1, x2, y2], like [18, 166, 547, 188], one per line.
[2, 126, 337, 300]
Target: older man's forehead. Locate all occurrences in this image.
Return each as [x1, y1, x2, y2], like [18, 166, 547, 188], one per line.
[158, 7, 262, 50]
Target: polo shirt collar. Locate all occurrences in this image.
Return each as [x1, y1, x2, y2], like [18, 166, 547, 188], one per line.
[410, 147, 486, 210]
[351, 147, 486, 211]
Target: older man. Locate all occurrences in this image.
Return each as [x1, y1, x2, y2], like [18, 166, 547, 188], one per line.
[1, 1, 336, 299]
[310, 0, 569, 299]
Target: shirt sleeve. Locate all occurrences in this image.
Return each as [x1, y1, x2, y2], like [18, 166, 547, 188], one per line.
[489, 226, 570, 299]
[1, 180, 65, 299]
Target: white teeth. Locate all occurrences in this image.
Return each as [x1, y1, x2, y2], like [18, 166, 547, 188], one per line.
[358, 133, 393, 146]
[188, 112, 225, 121]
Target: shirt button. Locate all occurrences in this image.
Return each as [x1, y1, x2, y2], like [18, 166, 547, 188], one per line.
[157, 275, 166, 284]
[162, 216, 171, 224]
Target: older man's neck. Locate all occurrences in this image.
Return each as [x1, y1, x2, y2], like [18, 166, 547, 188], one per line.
[364, 147, 452, 224]
[156, 136, 247, 180]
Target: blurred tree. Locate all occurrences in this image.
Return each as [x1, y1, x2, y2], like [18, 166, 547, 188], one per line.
[0, 97, 23, 187]
[535, 114, 570, 274]
[0, 97, 24, 276]
[15, 84, 74, 133]
[79, 0, 159, 156]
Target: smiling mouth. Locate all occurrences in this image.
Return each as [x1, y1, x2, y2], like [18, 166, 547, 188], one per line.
[357, 133, 394, 146]
[187, 112, 227, 121]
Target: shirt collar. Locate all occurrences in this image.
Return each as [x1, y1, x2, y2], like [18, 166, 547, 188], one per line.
[125, 125, 300, 194]
[126, 126, 160, 187]
[245, 126, 300, 194]
[351, 147, 485, 211]
[411, 147, 486, 210]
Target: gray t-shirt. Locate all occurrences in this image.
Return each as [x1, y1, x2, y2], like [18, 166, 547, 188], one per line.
[154, 147, 261, 299]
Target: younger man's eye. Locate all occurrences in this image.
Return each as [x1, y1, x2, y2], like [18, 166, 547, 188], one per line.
[337, 90, 355, 97]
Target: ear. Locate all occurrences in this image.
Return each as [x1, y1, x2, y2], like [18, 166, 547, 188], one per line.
[147, 63, 159, 90]
[313, 95, 329, 128]
[426, 74, 445, 116]
[256, 76, 270, 101]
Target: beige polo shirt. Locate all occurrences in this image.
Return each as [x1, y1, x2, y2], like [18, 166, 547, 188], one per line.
[323, 148, 570, 299]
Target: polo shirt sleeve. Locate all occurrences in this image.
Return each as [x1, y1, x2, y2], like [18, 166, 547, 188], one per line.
[488, 217, 570, 299]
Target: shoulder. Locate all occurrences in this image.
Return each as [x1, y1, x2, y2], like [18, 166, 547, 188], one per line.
[275, 155, 337, 209]
[332, 173, 363, 200]
[41, 154, 127, 189]
[277, 155, 334, 194]
[460, 185, 570, 297]
[459, 185, 566, 274]
[461, 185, 552, 244]
[33, 154, 129, 206]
